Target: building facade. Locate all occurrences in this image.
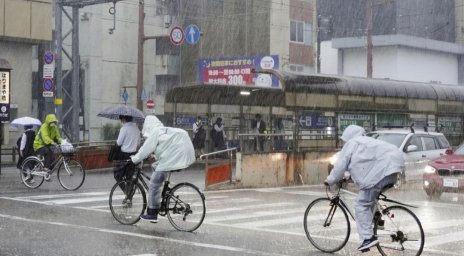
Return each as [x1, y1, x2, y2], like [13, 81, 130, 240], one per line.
[318, 0, 464, 85]
[0, 0, 52, 145]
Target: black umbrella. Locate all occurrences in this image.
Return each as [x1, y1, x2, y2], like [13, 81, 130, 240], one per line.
[97, 104, 145, 123]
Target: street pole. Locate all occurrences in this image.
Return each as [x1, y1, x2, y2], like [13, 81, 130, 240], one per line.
[366, 0, 373, 78]
[136, 0, 144, 111]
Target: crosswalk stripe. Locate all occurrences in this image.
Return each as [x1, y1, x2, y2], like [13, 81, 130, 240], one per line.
[206, 208, 306, 223]
[206, 202, 297, 214]
[15, 192, 108, 200]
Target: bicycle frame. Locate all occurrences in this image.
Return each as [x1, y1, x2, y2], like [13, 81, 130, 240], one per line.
[329, 184, 420, 249]
[25, 155, 65, 179]
[128, 165, 186, 217]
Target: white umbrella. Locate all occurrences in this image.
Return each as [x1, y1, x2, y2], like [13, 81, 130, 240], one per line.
[11, 116, 42, 127]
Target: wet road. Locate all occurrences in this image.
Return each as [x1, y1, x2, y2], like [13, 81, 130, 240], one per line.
[1, 166, 464, 256]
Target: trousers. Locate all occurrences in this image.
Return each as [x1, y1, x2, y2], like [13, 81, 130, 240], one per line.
[355, 173, 397, 240]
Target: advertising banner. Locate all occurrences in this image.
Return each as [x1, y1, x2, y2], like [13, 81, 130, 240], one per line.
[198, 55, 279, 87]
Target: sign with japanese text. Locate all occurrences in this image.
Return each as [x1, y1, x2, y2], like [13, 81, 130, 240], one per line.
[0, 70, 10, 122]
[198, 55, 279, 87]
[299, 112, 334, 129]
[339, 113, 372, 131]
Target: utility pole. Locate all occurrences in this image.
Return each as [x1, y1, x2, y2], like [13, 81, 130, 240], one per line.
[137, 0, 145, 111]
[366, 0, 373, 78]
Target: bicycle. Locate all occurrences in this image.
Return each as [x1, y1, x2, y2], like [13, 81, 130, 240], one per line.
[303, 179, 424, 255]
[109, 161, 206, 232]
[20, 145, 85, 191]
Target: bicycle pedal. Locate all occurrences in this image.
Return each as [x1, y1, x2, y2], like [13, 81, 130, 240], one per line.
[360, 248, 370, 253]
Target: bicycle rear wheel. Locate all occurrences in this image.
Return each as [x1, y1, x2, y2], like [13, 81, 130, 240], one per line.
[109, 180, 146, 225]
[374, 205, 424, 256]
[20, 157, 45, 189]
[57, 159, 85, 190]
[166, 183, 205, 232]
[304, 198, 350, 253]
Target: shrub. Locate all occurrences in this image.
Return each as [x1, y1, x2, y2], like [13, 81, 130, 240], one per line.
[102, 123, 121, 141]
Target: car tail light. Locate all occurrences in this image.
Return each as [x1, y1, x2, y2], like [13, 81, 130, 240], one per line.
[445, 148, 453, 155]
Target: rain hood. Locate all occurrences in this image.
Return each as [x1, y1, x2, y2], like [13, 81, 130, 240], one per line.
[340, 125, 365, 142]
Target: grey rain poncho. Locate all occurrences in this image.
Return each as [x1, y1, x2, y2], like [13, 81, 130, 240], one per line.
[327, 125, 405, 189]
[131, 115, 195, 172]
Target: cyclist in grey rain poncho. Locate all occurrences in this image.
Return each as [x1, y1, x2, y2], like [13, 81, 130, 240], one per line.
[325, 125, 405, 251]
[131, 115, 195, 223]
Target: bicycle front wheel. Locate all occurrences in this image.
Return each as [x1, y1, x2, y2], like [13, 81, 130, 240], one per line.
[109, 181, 146, 225]
[20, 157, 45, 189]
[304, 198, 350, 253]
[375, 205, 424, 256]
[57, 159, 85, 190]
[166, 183, 205, 232]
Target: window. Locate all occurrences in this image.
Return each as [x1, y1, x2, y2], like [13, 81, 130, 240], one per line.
[423, 137, 438, 150]
[408, 136, 423, 151]
[289, 64, 304, 73]
[290, 21, 304, 43]
[436, 135, 450, 149]
[291, 21, 312, 45]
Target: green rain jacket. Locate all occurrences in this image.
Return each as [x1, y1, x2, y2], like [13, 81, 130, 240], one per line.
[33, 114, 62, 151]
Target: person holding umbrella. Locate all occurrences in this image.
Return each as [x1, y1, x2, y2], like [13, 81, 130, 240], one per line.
[16, 125, 36, 170]
[11, 116, 41, 171]
[113, 115, 141, 186]
[33, 114, 62, 173]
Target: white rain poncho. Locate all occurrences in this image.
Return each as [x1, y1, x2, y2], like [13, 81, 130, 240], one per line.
[131, 115, 195, 172]
[327, 125, 405, 189]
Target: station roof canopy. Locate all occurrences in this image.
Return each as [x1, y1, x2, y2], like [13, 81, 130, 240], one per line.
[283, 73, 464, 101]
[165, 72, 464, 106]
[165, 84, 285, 106]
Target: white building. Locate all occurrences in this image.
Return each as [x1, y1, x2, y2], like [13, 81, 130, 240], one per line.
[320, 34, 464, 85]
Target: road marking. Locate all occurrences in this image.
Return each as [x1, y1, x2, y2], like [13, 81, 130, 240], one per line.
[206, 202, 296, 214]
[0, 213, 288, 256]
[206, 208, 305, 222]
[15, 192, 108, 200]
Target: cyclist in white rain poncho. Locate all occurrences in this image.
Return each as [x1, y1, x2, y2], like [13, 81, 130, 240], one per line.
[130, 115, 195, 223]
[325, 125, 405, 251]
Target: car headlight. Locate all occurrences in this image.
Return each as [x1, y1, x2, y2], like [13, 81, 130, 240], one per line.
[424, 165, 436, 174]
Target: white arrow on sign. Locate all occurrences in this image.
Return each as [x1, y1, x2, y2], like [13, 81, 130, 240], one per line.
[188, 27, 196, 44]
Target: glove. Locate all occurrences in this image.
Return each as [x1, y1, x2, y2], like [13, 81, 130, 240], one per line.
[323, 179, 329, 186]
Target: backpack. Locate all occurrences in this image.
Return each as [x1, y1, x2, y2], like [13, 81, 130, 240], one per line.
[197, 125, 206, 140]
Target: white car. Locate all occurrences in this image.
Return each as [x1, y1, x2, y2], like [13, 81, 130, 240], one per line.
[366, 129, 453, 185]
[329, 128, 453, 188]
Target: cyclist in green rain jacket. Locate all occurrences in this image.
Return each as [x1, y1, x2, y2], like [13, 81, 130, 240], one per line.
[33, 114, 62, 172]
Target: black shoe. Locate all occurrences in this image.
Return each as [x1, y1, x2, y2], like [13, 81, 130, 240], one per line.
[358, 237, 379, 251]
[140, 208, 159, 223]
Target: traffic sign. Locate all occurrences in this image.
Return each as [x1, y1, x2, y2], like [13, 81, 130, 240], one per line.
[170, 26, 185, 46]
[43, 79, 54, 91]
[43, 51, 55, 64]
[185, 24, 201, 45]
[146, 99, 155, 109]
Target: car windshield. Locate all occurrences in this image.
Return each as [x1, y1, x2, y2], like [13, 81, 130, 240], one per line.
[455, 144, 464, 155]
[367, 133, 406, 148]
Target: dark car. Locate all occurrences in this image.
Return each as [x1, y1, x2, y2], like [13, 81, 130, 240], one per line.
[423, 143, 464, 199]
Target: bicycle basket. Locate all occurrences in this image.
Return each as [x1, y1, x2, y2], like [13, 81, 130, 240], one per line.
[61, 144, 77, 156]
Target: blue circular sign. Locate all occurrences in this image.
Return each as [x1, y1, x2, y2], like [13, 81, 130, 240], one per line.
[43, 51, 54, 64]
[43, 79, 54, 91]
[185, 24, 201, 45]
